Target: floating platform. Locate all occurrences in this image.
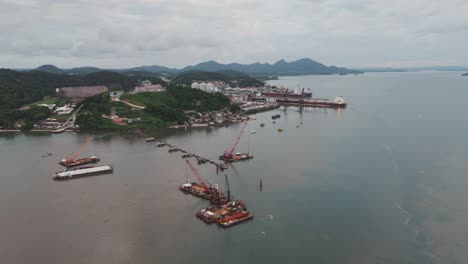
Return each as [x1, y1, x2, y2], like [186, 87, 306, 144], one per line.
[53, 165, 113, 181]
[218, 212, 254, 228]
[59, 155, 100, 167]
[220, 153, 253, 162]
[179, 183, 214, 200]
[196, 200, 249, 224]
[276, 96, 347, 108]
[180, 183, 228, 204]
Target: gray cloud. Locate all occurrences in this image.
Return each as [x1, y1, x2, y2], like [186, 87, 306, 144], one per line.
[0, 0, 467, 68]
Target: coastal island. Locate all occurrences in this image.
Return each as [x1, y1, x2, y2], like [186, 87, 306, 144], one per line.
[463, 73, 468, 76]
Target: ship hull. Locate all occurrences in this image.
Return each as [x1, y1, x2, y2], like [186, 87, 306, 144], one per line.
[53, 165, 113, 181]
[59, 157, 100, 167]
[276, 98, 347, 108]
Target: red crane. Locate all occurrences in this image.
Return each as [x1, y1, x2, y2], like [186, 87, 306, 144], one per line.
[67, 134, 94, 161]
[224, 118, 250, 159]
[186, 160, 209, 189]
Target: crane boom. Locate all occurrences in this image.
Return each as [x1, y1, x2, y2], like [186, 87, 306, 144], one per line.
[67, 134, 94, 161]
[186, 160, 208, 189]
[228, 118, 250, 155]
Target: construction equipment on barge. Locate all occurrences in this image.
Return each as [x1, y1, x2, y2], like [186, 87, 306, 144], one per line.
[196, 174, 253, 227]
[180, 160, 227, 203]
[219, 118, 253, 162]
[276, 96, 347, 108]
[53, 165, 113, 181]
[59, 134, 100, 167]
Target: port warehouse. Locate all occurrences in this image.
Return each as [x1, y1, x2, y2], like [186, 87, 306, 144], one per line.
[57, 86, 109, 102]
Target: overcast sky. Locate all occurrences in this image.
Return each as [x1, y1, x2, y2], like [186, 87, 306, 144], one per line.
[1, 0, 468, 68]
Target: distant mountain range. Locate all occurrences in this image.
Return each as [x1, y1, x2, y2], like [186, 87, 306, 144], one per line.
[28, 58, 363, 76]
[356, 66, 468, 72]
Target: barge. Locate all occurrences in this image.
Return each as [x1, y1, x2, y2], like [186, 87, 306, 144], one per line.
[220, 152, 253, 162]
[196, 200, 248, 223]
[276, 96, 347, 108]
[217, 211, 254, 228]
[53, 165, 113, 181]
[59, 155, 100, 167]
[179, 183, 228, 204]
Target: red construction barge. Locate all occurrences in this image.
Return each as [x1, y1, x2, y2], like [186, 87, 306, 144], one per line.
[59, 135, 100, 167]
[219, 118, 253, 162]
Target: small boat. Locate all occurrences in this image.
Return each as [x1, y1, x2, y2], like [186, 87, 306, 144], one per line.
[300, 121, 303, 124]
[250, 130, 256, 134]
[277, 128, 284, 132]
[145, 137, 157, 142]
[41, 153, 52, 157]
[296, 125, 299, 128]
[260, 123, 265, 127]
[272, 121, 276, 124]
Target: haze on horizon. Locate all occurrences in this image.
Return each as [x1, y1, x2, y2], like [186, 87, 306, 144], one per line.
[1, 0, 468, 69]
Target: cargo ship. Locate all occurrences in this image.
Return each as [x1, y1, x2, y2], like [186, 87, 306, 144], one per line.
[59, 155, 100, 167]
[53, 165, 113, 181]
[262, 88, 312, 98]
[276, 96, 347, 108]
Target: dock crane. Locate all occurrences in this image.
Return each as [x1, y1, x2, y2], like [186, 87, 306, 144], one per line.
[220, 118, 253, 161]
[59, 134, 99, 167]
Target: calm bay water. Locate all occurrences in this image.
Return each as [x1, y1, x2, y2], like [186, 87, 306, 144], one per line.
[1, 72, 468, 263]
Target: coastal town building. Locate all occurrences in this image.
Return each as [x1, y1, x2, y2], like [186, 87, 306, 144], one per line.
[191, 81, 225, 92]
[133, 80, 165, 93]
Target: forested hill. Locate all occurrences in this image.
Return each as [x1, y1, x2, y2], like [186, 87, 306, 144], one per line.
[172, 70, 264, 87]
[0, 69, 166, 111]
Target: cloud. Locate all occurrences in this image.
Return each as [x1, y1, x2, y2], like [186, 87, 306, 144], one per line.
[0, 0, 467, 68]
